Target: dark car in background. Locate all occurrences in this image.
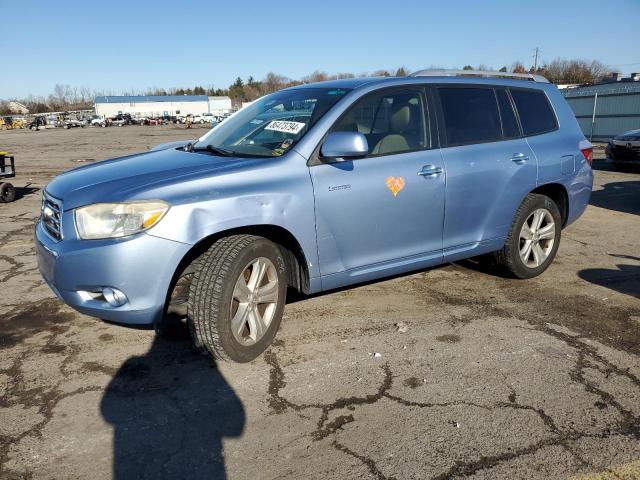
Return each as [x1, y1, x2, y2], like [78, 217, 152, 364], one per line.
[606, 129, 640, 166]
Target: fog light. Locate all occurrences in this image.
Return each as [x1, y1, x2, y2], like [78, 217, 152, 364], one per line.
[102, 287, 127, 307]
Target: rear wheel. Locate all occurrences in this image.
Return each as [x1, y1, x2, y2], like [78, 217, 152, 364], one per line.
[188, 235, 287, 362]
[494, 193, 561, 279]
[0, 183, 16, 203]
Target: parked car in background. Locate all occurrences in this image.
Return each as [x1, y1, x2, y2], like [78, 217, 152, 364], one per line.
[27, 116, 50, 130]
[62, 118, 85, 129]
[89, 115, 107, 127]
[191, 113, 216, 124]
[202, 113, 218, 124]
[105, 114, 133, 127]
[36, 70, 593, 363]
[161, 114, 177, 124]
[606, 129, 640, 166]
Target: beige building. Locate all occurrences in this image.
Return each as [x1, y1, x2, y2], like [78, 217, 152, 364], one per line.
[7, 101, 29, 114]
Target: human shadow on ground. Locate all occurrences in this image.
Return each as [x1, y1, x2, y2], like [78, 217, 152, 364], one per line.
[100, 323, 245, 479]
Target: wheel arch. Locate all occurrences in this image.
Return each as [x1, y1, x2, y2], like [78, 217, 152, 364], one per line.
[531, 183, 569, 227]
[164, 225, 311, 316]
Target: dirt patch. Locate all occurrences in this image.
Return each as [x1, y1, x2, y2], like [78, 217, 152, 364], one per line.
[0, 299, 72, 349]
[40, 344, 66, 354]
[402, 377, 424, 389]
[82, 362, 118, 376]
[435, 334, 461, 343]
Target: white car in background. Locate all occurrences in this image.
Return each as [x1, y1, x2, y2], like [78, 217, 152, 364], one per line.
[90, 116, 107, 127]
[192, 113, 217, 124]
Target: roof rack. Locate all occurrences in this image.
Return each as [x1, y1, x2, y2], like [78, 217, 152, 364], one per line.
[409, 69, 549, 83]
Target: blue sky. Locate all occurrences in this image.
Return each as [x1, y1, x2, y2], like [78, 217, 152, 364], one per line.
[1, 0, 638, 99]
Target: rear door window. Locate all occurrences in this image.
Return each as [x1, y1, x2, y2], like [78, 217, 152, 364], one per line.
[438, 87, 502, 145]
[510, 88, 558, 136]
[496, 89, 520, 139]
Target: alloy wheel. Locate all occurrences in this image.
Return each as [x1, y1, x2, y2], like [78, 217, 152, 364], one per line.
[230, 257, 279, 345]
[519, 208, 556, 268]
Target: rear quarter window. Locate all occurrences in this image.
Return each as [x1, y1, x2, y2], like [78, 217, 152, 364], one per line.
[510, 88, 558, 136]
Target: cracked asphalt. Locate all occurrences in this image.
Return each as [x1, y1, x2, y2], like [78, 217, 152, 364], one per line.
[1, 126, 639, 480]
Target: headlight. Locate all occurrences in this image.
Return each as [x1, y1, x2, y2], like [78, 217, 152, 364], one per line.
[75, 201, 169, 240]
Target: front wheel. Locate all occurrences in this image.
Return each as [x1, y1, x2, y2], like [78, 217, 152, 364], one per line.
[188, 235, 287, 362]
[494, 193, 561, 279]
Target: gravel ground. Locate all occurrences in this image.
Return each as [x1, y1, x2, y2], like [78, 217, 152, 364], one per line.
[0, 126, 639, 480]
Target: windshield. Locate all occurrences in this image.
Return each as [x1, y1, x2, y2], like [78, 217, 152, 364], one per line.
[193, 87, 350, 157]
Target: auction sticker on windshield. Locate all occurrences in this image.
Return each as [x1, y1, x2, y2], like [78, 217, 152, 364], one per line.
[264, 120, 306, 135]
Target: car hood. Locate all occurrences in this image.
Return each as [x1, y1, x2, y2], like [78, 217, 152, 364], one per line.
[615, 129, 640, 140]
[46, 147, 253, 210]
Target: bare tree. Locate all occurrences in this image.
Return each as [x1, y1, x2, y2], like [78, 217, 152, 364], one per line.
[301, 71, 329, 83]
[512, 62, 527, 74]
[262, 72, 290, 94]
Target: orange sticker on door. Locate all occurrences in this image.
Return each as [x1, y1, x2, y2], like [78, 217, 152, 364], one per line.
[386, 176, 406, 197]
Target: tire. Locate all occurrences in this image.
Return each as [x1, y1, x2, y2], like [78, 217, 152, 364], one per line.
[494, 193, 562, 279]
[188, 235, 287, 362]
[0, 183, 16, 203]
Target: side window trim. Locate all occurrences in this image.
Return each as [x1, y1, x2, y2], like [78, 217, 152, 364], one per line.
[495, 87, 523, 139]
[505, 88, 524, 136]
[310, 85, 435, 165]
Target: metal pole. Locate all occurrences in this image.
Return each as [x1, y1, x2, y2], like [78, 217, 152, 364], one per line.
[589, 92, 598, 141]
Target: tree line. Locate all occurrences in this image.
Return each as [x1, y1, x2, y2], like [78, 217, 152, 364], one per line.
[0, 59, 615, 115]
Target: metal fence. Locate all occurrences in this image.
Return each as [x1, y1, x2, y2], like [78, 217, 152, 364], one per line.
[562, 83, 640, 142]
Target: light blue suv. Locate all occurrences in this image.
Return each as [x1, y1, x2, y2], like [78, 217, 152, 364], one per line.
[36, 70, 594, 362]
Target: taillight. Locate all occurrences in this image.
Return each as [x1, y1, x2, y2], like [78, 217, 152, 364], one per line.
[579, 140, 594, 167]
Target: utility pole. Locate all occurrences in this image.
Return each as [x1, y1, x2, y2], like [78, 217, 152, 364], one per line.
[533, 47, 540, 71]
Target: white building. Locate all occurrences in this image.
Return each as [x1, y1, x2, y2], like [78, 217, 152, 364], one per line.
[208, 96, 232, 115]
[94, 95, 232, 118]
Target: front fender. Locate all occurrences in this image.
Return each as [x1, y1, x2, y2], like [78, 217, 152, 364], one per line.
[145, 156, 320, 279]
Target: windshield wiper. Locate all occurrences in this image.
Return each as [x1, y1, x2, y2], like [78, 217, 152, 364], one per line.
[190, 144, 235, 157]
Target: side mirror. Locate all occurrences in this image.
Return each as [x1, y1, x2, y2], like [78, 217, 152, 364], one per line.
[321, 132, 369, 160]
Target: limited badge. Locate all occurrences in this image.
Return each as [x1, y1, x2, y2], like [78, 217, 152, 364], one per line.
[386, 176, 405, 197]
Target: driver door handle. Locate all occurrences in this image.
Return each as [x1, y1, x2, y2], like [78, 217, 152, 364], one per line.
[417, 165, 443, 177]
[511, 153, 529, 164]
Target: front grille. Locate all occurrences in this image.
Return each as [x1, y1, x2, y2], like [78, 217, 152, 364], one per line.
[41, 191, 63, 240]
[611, 145, 640, 161]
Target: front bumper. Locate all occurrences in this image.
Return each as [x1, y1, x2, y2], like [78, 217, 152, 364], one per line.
[606, 142, 640, 163]
[35, 220, 191, 325]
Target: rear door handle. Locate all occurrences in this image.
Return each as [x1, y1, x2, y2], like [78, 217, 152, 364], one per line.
[511, 153, 529, 164]
[417, 165, 443, 177]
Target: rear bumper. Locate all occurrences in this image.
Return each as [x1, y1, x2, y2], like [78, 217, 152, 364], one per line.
[565, 164, 593, 227]
[35, 221, 191, 325]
